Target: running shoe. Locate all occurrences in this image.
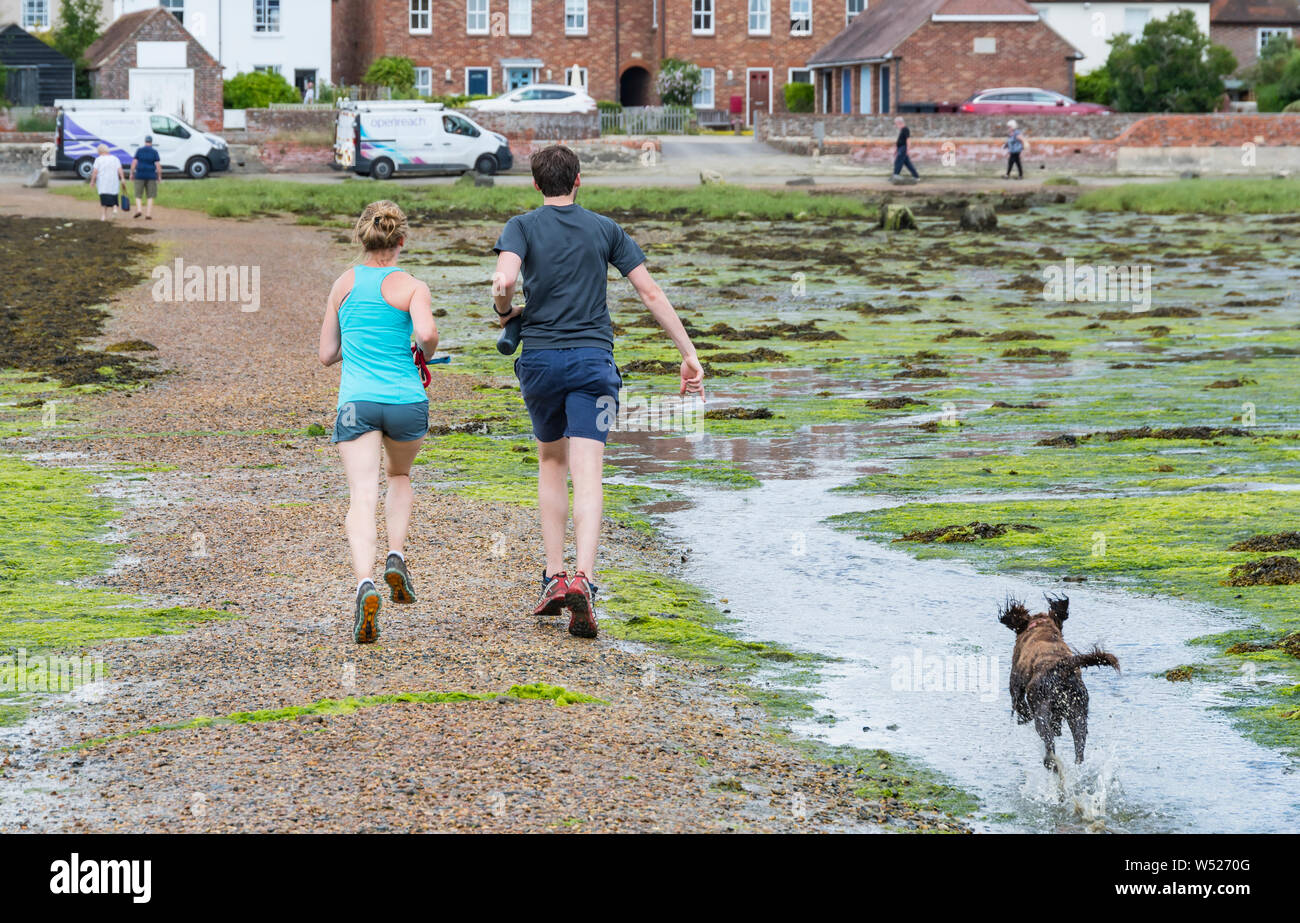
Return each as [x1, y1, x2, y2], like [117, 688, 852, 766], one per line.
[354, 580, 381, 644]
[564, 571, 598, 639]
[533, 571, 568, 616]
[383, 553, 416, 604]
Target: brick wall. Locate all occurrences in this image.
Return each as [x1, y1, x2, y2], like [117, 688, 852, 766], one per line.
[756, 112, 1147, 143]
[240, 105, 597, 139]
[245, 107, 338, 137]
[1212, 23, 1298, 73]
[896, 21, 1078, 107]
[89, 14, 224, 131]
[1114, 113, 1300, 146]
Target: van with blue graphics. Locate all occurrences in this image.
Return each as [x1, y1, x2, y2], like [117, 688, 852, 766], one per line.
[54, 99, 230, 180]
[334, 100, 512, 180]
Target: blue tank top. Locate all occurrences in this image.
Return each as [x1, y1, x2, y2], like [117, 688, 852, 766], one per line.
[337, 265, 427, 408]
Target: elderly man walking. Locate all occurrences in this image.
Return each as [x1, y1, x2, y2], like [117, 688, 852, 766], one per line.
[891, 116, 919, 182]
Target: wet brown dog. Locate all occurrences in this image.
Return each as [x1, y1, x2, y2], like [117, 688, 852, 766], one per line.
[999, 595, 1119, 769]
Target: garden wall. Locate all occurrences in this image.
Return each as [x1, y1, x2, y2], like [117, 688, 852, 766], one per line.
[757, 112, 1300, 174]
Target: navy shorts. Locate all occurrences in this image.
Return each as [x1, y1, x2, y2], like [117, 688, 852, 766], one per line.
[514, 347, 622, 444]
[332, 400, 429, 443]
[98, 193, 118, 207]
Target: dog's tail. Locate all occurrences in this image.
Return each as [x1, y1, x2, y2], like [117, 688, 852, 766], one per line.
[1067, 646, 1120, 673]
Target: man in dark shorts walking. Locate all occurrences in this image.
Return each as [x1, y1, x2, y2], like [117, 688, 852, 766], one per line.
[491, 145, 704, 639]
[130, 135, 161, 219]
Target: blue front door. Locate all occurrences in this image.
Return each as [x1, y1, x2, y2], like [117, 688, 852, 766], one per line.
[467, 68, 489, 96]
[506, 68, 533, 90]
[841, 68, 851, 113]
[880, 65, 890, 114]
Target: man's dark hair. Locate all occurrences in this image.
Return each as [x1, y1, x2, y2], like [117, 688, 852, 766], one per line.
[531, 145, 580, 196]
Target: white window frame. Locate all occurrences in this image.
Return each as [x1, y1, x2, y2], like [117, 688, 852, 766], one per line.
[409, 0, 431, 34]
[253, 64, 282, 74]
[565, 0, 587, 35]
[692, 0, 714, 35]
[749, 0, 771, 36]
[790, 0, 811, 35]
[846, 0, 865, 25]
[465, 66, 493, 96]
[413, 66, 433, 96]
[1258, 27, 1292, 54]
[787, 67, 811, 84]
[254, 0, 281, 33]
[1122, 7, 1150, 35]
[22, 0, 50, 30]
[564, 66, 589, 89]
[467, 0, 489, 35]
[693, 68, 715, 108]
[509, 0, 532, 35]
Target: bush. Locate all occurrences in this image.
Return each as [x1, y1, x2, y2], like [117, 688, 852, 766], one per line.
[596, 100, 623, 113]
[1249, 35, 1300, 112]
[784, 81, 814, 113]
[1285, 98, 1300, 113]
[224, 70, 300, 108]
[1073, 69, 1113, 106]
[656, 58, 701, 108]
[363, 56, 416, 93]
[17, 113, 56, 132]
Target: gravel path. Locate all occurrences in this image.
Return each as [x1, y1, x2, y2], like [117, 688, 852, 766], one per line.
[0, 185, 965, 832]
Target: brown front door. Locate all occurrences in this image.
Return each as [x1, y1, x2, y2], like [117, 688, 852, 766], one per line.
[748, 70, 770, 125]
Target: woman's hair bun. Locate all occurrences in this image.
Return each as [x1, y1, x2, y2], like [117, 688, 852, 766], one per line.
[354, 200, 409, 251]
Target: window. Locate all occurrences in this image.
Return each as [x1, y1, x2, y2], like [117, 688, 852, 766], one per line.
[150, 115, 190, 139]
[693, 68, 715, 108]
[160, 0, 184, 25]
[409, 0, 431, 33]
[749, 0, 771, 35]
[509, 0, 531, 34]
[442, 114, 479, 136]
[788, 68, 811, 84]
[692, 0, 713, 34]
[565, 0, 587, 34]
[414, 66, 432, 96]
[972, 36, 996, 54]
[790, 0, 811, 35]
[22, 0, 50, 30]
[254, 0, 280, 32]
[467, 0, 488, 34]
[564, 66, 588, 89]
[1122, 7, 1150, 35]
[846, 0, 865, 24]
[1258, 27, 1293, 54]
[253, 64, 281, 74]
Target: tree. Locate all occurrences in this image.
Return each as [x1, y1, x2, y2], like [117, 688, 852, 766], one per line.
[363, 56, 416, 94]
[51, 0, 102, 98]
[1248, 34, 1300, 112]
[656, 58, 701, 108]
[223, 70, 300, 108]
[1073, 68, 1113, 106]
[1105, 9, 1236, 112]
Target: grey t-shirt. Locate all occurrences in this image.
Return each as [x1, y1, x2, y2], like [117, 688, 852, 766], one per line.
[493, 203, 646, 352]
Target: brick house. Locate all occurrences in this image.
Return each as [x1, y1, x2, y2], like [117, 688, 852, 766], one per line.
[1211, 0, 1300, 73]
[807, 0, 1082, 114]
[332, 0, 854, 124]
[83, 6, 225, 130]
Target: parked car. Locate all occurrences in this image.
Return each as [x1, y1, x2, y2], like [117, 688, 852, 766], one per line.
[468, 84, 597, 114]
[334, 100, 512, 179]
[53, 99, 230, 180]
[959, 88, 1113, 115]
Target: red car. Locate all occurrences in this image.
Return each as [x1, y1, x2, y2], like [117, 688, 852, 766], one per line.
[959, 87, 1113, 115]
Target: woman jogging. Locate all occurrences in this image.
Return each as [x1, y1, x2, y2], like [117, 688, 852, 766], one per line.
[318, 200, 438, 644]
[1004, 120, 1025, 179]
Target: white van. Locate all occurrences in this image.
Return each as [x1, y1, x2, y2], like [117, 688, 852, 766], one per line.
[334, 100, 512, 179]
[54, 99, 231, 180]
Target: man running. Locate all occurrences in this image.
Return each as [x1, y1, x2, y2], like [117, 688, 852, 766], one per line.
[491, 145, 704, 639]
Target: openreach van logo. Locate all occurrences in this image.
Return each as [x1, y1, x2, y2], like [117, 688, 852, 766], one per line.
[49, 854, 152, 904]
[152, 257, 261, 313]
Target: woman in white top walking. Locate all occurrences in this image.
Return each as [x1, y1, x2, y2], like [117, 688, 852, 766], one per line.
[89, 144, 125, 220]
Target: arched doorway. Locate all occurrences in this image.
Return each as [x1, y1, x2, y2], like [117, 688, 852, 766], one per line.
[619, 66, 651, 106]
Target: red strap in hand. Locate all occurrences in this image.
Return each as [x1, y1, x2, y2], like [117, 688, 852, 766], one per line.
[412, 344, 432, 388]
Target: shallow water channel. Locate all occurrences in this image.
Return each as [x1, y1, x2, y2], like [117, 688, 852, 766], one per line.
[610, 380, 1299, 833]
